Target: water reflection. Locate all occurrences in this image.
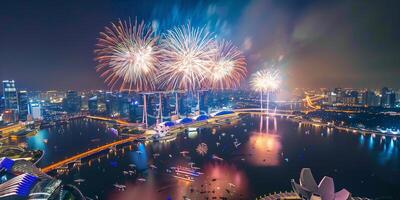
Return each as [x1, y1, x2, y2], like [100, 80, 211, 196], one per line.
[368, 135, 374, 150]
[245, 133, 282, 166]
[246, 116, 282, 166]
[130, 143, 148, 171]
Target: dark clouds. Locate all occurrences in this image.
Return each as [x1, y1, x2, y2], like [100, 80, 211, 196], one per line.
[0, 0, 399, 90]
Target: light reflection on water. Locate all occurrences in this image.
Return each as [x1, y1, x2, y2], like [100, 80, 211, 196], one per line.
[244, 133, 282, 166]
[19, 116, 400, 199]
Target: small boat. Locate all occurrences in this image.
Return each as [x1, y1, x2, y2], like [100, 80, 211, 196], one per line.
[114, 184, 126, 191]
[128, 170, 135, 175]
[137, 178, 147, 182]
[228, 183, 236, 188]
[149, 164, 157, 169]
[172, 175, 194, 182]
[74, 179, 85, 184]
[129, 164, 136, 168]
[212, 155, 224, 161]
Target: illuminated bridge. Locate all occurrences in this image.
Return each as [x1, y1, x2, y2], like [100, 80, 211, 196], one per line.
[40, 135, 144, 173]
[86, 115, 129, 125]
[233, 108, 295, 117]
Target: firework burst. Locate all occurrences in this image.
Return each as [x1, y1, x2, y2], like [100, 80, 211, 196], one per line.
[250, 68, 280, 92]
[95, 19, 160, 92]
[157, 25, 216, 92]
[208, 40, 247, 89]
[196, 143, 208, 156]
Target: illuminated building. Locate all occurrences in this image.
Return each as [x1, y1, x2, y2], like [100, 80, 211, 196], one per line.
[291, 168, 351, 200]
[117, 92, 131, 118]
[129, 100, 140, 122]
[17, 91, 28, 121]
[0, 157, 75, 199]
[2, 80, 18, 111]
[1, 110, 17, 124]
[161, 94, 171, 118]
[28, 101, 42, 120]
[63, 90, 81, 113]
[199, 91, 209, 114]
[0, 95, 4, 113]
[381, 87, 396, 108]
[361, 90, 380, 107]
[88, 96, 98, 115]
[2, 80, 18, 122]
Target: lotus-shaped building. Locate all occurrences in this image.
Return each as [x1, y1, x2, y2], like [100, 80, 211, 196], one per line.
[291, 168, 351, 200]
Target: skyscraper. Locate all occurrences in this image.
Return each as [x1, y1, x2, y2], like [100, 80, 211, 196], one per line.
[361, 90, 380, 107]
[88, 96, 98, 115]
[63, 90, 82, 113]
[17, 90, 29, 121]
[2, 80, 18, 110]
[162, 94, 170, 118]
[28, 101, 42, 120]
[381, 87, 396, 108]
[199, 91, 209, 114]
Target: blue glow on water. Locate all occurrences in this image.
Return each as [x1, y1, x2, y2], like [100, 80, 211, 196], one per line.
[130, 143, 148, 171]
[27, 129, 47, 150]
[368, 135, 374, 150]
[359, 135, 365, 146]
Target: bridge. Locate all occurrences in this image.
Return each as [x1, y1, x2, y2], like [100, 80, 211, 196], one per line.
[233, 108, 295, 117]
[40, 135, 144, 173]
[86, 116, 129, 125]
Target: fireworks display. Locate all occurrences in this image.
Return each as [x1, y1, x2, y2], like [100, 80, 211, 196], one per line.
[196, 143, 208, 156]
[157, 25, 216, 92]
[95, 19, 251, 95]
[250, 68, 281, 92]
[95, 19, 160, 92]
[208, 40, 247, 89]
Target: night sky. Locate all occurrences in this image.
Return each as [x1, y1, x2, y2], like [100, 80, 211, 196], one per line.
[0, 0, 399, 90]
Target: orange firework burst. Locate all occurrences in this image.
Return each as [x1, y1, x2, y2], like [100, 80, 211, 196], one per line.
[208, 40, 247, 89]
[196, 143, 208, 156]
[95, 19, 160, 92]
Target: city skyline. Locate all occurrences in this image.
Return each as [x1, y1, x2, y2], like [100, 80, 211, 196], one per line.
[1, 0, 400, 90]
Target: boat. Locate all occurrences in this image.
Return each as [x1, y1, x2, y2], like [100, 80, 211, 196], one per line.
[174, 166, 201, 177]
[137, 178, 147, 182]
[74, 179, 85, 184]
[172, 175, 194, 182]
[228, 183, 236, 188]
[149, 164, 157, 169]
[153, 153, 160, 157]
[129, 164, 136, 168]
[128, 170, 135, 175]
[212, 155, 224, 161]
[114, 183, 126, 191]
